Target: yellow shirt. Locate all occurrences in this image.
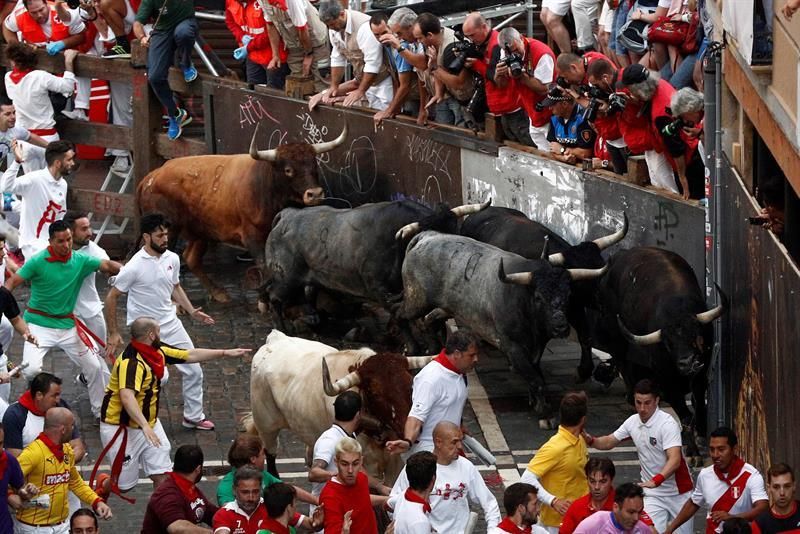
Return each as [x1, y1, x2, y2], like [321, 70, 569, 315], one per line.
[17, 438, 100, 526]
[526, 426, 588, 527]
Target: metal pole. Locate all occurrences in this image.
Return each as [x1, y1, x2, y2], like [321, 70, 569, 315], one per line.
[194, 41, 220, 77]
[526, 0, 535, 37]
[495, 11, 524, 30]
[194, 11, 226, 22]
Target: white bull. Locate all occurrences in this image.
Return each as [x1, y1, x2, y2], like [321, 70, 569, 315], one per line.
[247, 329, 432, 484]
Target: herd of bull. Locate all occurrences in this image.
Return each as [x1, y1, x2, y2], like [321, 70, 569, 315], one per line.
[136, 125, 727, 472]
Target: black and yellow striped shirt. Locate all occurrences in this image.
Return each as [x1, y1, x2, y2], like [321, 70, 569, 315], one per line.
[100, 343, 189, 429]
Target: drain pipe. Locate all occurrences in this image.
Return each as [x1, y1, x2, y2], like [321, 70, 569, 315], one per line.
[703, 41, 724, 429]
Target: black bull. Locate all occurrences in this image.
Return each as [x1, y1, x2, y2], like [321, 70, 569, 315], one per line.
[261, 199, 489, 328]
[594, 247, 727, 450]
[459, 206, 629, 383]
[398, 231, 607, 423]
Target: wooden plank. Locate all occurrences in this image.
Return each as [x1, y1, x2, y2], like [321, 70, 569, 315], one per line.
[72, 189, 136, 218]
[724, 48, 800, 196]
[167, 68, 208, 96]
[131, 70, 162, 232]
[155, 134, 208, 159]
[0, 45, 134, 82]
[57, 120, 132, 151]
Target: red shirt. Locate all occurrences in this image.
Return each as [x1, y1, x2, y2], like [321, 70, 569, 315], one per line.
[319, 471, 377, 534]
[752, 501, 800, 534]
[212, 500, 269, 534]
[141, 476, 218, 534]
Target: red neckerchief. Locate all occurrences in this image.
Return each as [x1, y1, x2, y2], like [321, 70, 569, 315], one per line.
[714, 456, 745, 483]
[130, 340, 165, 380]
[18, 390, 46, 416]
[37, 432, 64, 462]
[44, 246, 72, 263]
[267, 0, 287, 9]
[434, 349, 461, 374]
[404, 488, 432, 514]
[8, 67, 32, 84]
[496, 517, 532, 534]
[0, 450, 7, 478]
[168, 471, 199, 501]
[261, 517, 291, 534]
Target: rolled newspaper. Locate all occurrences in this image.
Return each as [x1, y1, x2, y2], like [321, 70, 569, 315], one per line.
[8, 361, 29, 379]
[462, 434, 496, 467]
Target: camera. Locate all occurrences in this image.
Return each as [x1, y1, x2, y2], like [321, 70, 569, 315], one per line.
[581, 86, 627, 122]
[503, 44, 524, 78]
[555, 76, 570, 89]
[448, 31, 483, 72]
[661, 117, 685, 137]
[607, 92, 627, 114]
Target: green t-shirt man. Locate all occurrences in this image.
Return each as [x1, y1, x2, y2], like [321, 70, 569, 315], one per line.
[135, 0, 195, 32]
[17, 250, 102, 329]
[216, 469, 282, 506]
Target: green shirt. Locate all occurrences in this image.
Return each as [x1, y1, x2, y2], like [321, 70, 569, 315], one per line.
[135, 0, 195, 32]
[256, 529, 296, 534]
[216, 469, 282, 506]
[18, 250, 102, 329]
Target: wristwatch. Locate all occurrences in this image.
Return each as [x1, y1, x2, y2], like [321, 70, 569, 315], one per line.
[399, 42, 409, 52]
[560, 147, 567, 155]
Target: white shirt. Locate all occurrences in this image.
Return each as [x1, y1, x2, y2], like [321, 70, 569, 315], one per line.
[389, 456, 501, 533]
[74, 240, 109, 318]
[613, 408, 693, 497]
[263, 0, 307, 26]
[311, 424, 354, 498]
[3, 167, 66, 253]
[328, 10, 383, 74]
[407, 359, 468, 453]
[394, 495, 436, 534]
[112, 248, 180, 325]
[5, 70, 76, 130]
[489, 525, 549, 534]
[691, 462, 768, 533]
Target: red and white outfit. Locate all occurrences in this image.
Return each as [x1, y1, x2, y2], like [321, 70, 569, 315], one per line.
[212, 499, 269, 533]
[310, 423, 355, 514]
[2, 167, 66, 260]
[389, 455, 501, 533]
[612, 408, 694, 534]
[394, 489, 435, 534]
[75, 239, 111, 385]
[490, 517, 549, 533]
[690, 457, 768, 533]
[515, 37, 555, 151]
[407, 350, 468, 454]
[111, 248, 207, 425]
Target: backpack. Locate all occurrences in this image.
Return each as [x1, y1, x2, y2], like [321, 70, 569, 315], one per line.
[617, 18, 650, 54]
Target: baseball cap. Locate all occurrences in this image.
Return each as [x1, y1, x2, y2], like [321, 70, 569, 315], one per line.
[617, 63, 649, 88]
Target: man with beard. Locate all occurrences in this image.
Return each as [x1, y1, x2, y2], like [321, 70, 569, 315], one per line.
[490, 483, 548, 534]
[95, 317, 249, 500]
[105, 213, 217, 432]
[214, 466, 274, 533]
[5, 220, 119, 419]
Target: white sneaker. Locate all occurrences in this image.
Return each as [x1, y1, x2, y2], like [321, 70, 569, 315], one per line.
[111, 155, 130, 173]
[62, 108, 88, 121]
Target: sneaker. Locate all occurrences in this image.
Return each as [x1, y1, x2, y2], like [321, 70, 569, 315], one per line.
[62, 108, 88, 121]
[183, 65, 198, 83]
[111, 155, 130, 173]
[94, 473, 111, 500]
[175, 108, 192, 127]
[182, 418, 215, 431]
[167, 117, 182, 140]
[103, 43, 131, 59]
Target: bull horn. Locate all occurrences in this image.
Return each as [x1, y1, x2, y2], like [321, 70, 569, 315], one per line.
[249, 123, 279, 162]
[540, 236, 550, 260]
[593, 213, 629, 251]
[617, 315, 662, 346]
[312, 124, 348, 154]
[322, 358, 361, 396]
[498, 258, 533, 285]
[696, 283, 729, 324]
[450, 198, 491, 217]
[406, 355, 435, 369]
[567, 264, 608, 281]
[548, 247, 566, 266]
[395, 222, 421, 241]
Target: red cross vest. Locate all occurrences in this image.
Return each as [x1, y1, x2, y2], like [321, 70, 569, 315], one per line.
[15, 7, 71, 45]
[226, 0, 285, 65]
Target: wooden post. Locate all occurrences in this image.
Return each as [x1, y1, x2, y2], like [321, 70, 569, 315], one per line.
[131, 65, 163, 236]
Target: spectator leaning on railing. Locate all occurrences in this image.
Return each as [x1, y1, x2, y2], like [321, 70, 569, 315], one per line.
[133, 0, 199, 140]
[225, 0, 289, 88]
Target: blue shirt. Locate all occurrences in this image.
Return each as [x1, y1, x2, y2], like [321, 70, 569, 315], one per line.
[547, 103, 597, 149]
[386, 40, 419, 74]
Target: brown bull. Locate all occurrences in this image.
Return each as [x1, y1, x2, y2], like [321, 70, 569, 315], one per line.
[136, 125, 347, 302]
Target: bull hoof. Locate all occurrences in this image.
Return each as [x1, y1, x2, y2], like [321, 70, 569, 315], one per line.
[210, 288, 232, 303]
[538, 418, 555, 430]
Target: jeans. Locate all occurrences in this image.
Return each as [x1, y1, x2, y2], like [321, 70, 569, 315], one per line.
[434, 98, 465, 127]
[500, 108, 535, 146]
[610, 0, 631, 54]
[246, 58, 289, 89]
[660, 53, 698, 89]
[147, 17, 198, 117]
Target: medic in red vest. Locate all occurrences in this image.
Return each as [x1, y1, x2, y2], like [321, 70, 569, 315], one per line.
[225, 0, 288, 82]
[3, 0, 86, 54]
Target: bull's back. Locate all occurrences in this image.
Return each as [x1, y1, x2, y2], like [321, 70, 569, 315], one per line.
[461, 207, 569, 258]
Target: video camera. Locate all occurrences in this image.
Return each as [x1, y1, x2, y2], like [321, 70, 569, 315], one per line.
[448, 31, 484, 72]
[502, 44, 524, 78]
[661, 117, 686, 137]
[580, 85, 627, 123]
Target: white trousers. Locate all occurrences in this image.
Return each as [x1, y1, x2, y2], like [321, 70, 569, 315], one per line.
[99, 420, 172, 491]
[74, 77, 91, 110]
[157, 316, 205, 423]
[365, 77, 394, 111]
[108, 81, 133, 158]
[530, 123, 551, 152]
[571, 0, 599, 49]
[644, 492, 693, 534]
[21, 324, 109, 418]
[14, 520, 69, 534]
[0, 353, 8, 418]
[645, 149, 679, 193]
[76, 311, 111, 386]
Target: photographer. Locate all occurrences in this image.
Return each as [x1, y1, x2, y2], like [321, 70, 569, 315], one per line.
[462, 13, 533, 146]
[586, 58, 630, 174]
[660, 87, 704, 198]
[556, 51, 612, 86]
[413, 12, 476, 127]
[617, 64, 698, 199]
[541, 86, 596, 164]
[497, 27, 556, 151]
